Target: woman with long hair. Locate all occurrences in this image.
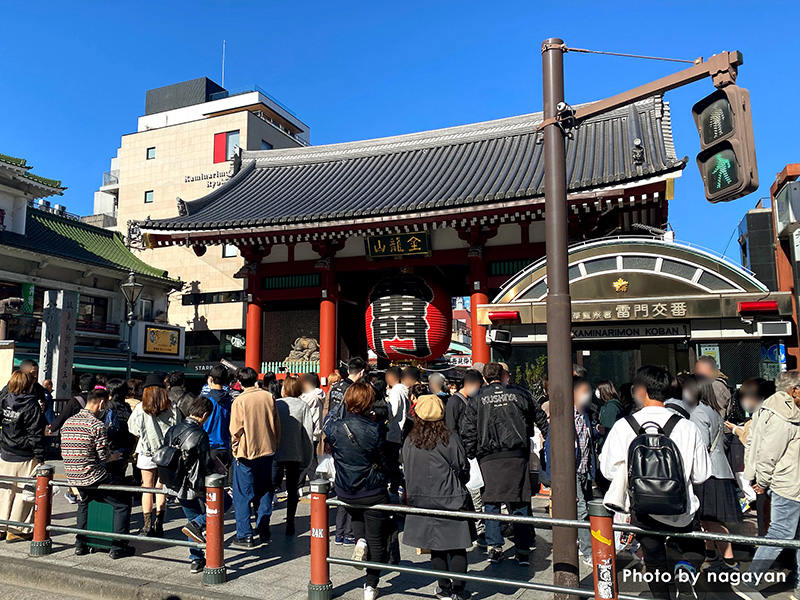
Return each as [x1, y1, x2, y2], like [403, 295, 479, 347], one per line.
[683, 374, 743, 570]
[0, 371, 46, 542]
[324, 382, 399, 600]
[128, 373, 181, 536]
[402, 394, 472, 600]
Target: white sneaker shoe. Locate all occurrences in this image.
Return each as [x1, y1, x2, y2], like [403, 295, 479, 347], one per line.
[352, 538, 368, 569]
[364, 584, 379, 600]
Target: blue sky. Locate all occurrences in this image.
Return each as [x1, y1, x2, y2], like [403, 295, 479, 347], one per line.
[2, 1, 798, 259]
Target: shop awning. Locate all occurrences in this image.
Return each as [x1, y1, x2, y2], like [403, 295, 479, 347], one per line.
[13, 354, 204, 378]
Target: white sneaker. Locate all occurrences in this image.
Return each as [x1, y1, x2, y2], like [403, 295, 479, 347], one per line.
[352, 538, 368, 569]
[364, 584, 379, 600]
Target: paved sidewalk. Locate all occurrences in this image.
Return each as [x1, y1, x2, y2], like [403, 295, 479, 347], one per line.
[0, 462, 793, 600]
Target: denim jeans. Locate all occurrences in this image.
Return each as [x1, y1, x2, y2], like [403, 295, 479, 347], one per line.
[576, 471, 593, 557]
[179, 494, 233, 560]
[232, 455, 274, 539]
[748, 490, 800, 587]
[484, 502, 532, 551]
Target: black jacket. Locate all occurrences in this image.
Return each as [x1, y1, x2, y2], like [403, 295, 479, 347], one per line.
[1, 391, 47, 462]
[162, 417, 214, 500]
[508, 383, 549, 438]
[50, 394, 87, 434]
[324, 412, 398, 498]
[169, 386, 196, 419]
[459, 382, 534, 462]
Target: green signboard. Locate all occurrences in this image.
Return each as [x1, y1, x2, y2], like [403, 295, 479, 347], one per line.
[365, 231, 431, 260]
[21, 283, 34, 314]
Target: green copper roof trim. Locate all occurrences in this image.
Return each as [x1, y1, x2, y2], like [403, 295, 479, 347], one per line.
[1, 152, 66, 191]
[0, 207, 177, 284]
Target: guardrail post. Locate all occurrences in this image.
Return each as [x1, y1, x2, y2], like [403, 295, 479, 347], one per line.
[588, 500, 618, 600]
[203, 474, 227, 584]
[30, 464, 54, 556]
[308, 479, 332, 600]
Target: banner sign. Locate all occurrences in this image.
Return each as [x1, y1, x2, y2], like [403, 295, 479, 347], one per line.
[365, 232, 431, 260]
[144, 326, 181, 355]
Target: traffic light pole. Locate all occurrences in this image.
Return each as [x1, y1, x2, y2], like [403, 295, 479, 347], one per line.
[541, 38, 579, 600]
[539, 40, 748, 599]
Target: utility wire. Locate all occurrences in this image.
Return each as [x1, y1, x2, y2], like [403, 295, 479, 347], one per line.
[566, 47, 697, 64]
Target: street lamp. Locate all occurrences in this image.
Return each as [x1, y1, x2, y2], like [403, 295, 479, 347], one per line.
[119, 271, 143, 380]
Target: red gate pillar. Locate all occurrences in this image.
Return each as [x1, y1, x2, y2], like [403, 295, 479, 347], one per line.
[319, 267, 337, 381]
[245, 298, 263, 371]
[469, 249, 490, 365]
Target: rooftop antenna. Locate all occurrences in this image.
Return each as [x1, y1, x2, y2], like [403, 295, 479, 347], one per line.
[221, 40, 226, 88]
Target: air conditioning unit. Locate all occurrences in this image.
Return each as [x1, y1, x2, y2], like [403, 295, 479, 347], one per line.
[486, 329, 512, 347]
[774, 182, 800, 239]
[757, 321, 792, 337]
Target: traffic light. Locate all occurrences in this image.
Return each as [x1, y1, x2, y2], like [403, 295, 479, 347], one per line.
[692, 85, 758, 203]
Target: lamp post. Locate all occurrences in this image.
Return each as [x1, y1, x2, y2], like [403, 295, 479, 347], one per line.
[119, 271, 143, 380]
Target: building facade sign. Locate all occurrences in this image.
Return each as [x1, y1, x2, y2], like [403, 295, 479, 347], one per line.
[572, 323, 689, 341]
[572, 300, 691, 322]
[144, 325, 181, 355]
[183, 168, 233, 189]
[365, 232, 431, 260]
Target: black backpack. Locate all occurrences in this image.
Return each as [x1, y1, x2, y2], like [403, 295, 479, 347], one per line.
[625, 415, 687, 516]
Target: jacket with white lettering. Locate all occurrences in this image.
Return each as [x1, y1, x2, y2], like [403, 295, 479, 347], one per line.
[459, 382, 534, 462]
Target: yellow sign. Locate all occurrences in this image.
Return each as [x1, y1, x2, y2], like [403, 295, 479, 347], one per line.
[144, 326, 180, 355]
[591, 529, 612, 546]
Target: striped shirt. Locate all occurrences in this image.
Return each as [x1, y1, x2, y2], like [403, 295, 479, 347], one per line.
[61, 409, 108, 486]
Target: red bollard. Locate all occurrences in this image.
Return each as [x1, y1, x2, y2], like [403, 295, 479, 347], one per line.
[30, 464, 54, 557]
[588, 500, 618, 600]
[203, 474, 227, 584]
[308, 479, 332, 600]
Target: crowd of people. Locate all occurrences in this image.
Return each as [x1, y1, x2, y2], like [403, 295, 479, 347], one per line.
[0, 354, 798, 600]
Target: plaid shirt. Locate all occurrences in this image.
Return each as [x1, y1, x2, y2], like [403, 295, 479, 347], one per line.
[61, 409, 109, 487]
[574, 408, 591, 474]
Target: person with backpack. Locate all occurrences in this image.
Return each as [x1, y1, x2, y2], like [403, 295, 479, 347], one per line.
[682, 375, 743, 571]
[328, 358, 367, 421]
[734, 371, 800, 600]
[200, 365, 234, 478]
[599, 365, 711, 600]
[402, 394, 473, 600]
[128, 373, 181, 537]
[159, 395, 231, 574]
[460, 362, 535, 565]
[104, 378, 135, 482]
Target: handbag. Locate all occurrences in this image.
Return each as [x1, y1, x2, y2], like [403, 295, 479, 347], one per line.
[153, 435, 183, 490]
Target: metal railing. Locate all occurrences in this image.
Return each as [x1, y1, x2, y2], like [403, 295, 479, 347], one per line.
[102, 170, 120, 186]
[0, 466, 227, 584]
[307, 480, 800, 600]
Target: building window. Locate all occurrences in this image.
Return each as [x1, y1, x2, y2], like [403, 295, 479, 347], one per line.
[146, 147, 156, 160]
[140, 299, 153, 321]
[222, 244, 237, 258]
[181, 291, 244, 306]
[213, 130, 240, 163]
[78, 295, 109, 325]
[261, 140, 273, 150]
[144, 190, 154, 204]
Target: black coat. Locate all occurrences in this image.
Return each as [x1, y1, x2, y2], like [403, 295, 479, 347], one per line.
[1, 391, 47, 462]
[163, 417, 214, 500]
[401, 432, 473, 550]
[459, 382, 534, 462]
[324, 412, 398, 498]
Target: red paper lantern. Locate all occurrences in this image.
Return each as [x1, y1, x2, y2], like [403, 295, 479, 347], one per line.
[365, 275, 452, 361]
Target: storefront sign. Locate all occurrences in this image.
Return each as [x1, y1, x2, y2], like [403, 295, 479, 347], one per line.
[698, 343, 720, 366]
[144, 326, 181, 355]
[20, 283, 34, 314]
[447, 355, 472, 366]
[365, 232, 431, 260]
[184, 169, 233, 189]
[572, 301, 690, 322]
[573, 323, 689, 341]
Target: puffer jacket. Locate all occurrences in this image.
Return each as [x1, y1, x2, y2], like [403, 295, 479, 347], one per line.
[744, 391, 800, 502]
[1, 391, 47, 462]
[459, 382, 534, 462]
[324, 412, 397, 499]
[162, 417, 214, 500]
